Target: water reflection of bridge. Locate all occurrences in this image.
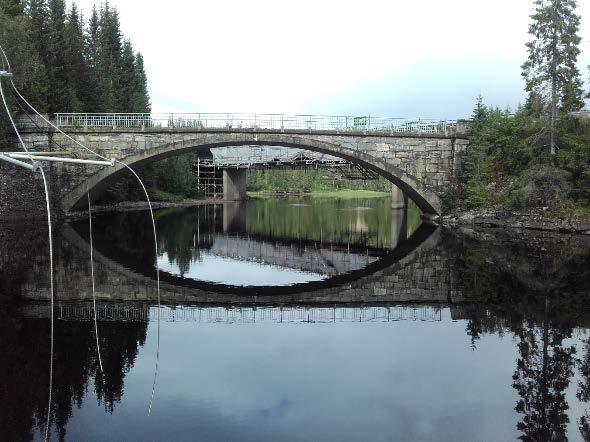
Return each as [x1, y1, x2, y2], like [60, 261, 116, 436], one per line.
[23, 303, 443, 323]
[200, 233, 381, 276]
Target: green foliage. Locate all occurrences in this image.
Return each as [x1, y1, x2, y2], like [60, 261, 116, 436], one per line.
[149, 189, 185, 203]
[454, 99, 590, 215]
[247, 169, 391, 194]
[0, 0, 150, 116]
[153, 154, 200, 198]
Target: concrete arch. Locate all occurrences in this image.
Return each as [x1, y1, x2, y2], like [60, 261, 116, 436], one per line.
[63, 132, 443, 214]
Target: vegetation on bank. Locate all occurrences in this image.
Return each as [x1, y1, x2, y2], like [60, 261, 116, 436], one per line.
[247, 169, 391, 194]
[444, 0, 590, 218]
[248, 189, 389, 199]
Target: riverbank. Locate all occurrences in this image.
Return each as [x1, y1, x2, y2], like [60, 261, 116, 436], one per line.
[65, 190, 390, 219]
[247, 190, 389, 199]
[440, 208, 590, 235]
[66, 197, 221, 219]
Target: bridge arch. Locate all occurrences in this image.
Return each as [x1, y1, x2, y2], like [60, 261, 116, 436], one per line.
[63, 132, 443, 214]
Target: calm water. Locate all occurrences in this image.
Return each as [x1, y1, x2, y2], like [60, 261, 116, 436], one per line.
[1, 197, 590, 441]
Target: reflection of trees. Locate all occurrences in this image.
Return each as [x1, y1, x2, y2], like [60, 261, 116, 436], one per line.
[444, 231, 590, 440]
[0, 306, 147, 441]
[244, 197, 398, 248]
[156, 207, 204, 276]
[577, 338, 590, 440]
[512, 300, 576, 441]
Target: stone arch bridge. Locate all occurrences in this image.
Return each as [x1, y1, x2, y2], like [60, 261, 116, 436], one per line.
[9, 113, 470, 217]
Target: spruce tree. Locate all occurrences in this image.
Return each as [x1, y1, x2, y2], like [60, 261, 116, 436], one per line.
[131, 52, 150, 113]
[63, 3, 87, 111]
[98, 2, 122, 111]
[522, 0, 584, 155]
[85, 5, 102, 111]
[27, 0, 48, 73]
[45, 0, 69, 112]
[118, 39, 135, 112]
[0, 0, 23, 16]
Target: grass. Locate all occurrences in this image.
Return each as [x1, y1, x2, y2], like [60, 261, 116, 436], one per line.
[247, 189, 389, 199]
[149, 189, 185, 202]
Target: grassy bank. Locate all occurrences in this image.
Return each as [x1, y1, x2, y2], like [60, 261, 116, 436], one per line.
[247, 189, 389, 199]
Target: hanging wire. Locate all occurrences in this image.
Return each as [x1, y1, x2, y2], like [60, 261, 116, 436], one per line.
[39, 166, 54, 442]
[88, 191, 104, 374]
[0, 50, 54, 442]
[1, 43, 162, 416]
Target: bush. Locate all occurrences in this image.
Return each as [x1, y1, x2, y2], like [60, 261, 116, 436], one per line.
[506, 187, 528, 209]
[149, 189, 185, 202]
[520, 164, 572, 207]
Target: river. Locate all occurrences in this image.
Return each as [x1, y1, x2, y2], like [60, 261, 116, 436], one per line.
[1, 196, 590, 441]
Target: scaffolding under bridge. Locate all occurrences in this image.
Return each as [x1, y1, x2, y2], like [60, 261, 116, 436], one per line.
[192, 146, 380, 198]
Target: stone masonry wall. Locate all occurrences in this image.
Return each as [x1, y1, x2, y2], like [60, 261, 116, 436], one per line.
[3, 129, 468, 218]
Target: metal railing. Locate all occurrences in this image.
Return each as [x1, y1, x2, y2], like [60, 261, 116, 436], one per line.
[54, 113, 457, 135]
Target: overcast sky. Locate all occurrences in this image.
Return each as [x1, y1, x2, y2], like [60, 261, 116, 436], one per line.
[72, 0, 590, 119]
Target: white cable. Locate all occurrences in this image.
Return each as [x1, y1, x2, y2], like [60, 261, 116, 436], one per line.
[88, 191, 104, 374]
[40, 167, 54, 442]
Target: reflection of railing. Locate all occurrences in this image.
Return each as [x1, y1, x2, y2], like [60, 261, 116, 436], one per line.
[26, 303, 443, 323]
[54, 113, 456, 135]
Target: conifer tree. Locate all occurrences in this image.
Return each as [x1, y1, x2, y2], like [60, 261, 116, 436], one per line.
[522, 0, 584, 155]
[85, 5, 102, 111]
[131, 52, 150, 113]
[118, 39, 135, 111]
[27, 0, 48, 71]
[45, 0, 69, 112]
[63, 3, 87, 111]
[0, 0, 24, 16]
[98, 2, 122, 111]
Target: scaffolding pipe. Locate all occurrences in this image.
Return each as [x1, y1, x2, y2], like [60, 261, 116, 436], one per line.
[5, 153, 114, 166]
[0, 154, 39, 171]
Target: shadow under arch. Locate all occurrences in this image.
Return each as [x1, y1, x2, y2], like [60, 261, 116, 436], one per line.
[64, 133, 443, 214]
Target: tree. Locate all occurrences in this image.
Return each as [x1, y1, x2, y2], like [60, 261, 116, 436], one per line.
[63, 3, 87, 111]
[118, 39, 135, 111]
[84, 5, 102, 111]
[0, 0, 24, 16]
[98, 2, 123, 111]
[131, 52, 150, 113]
[45, 0, 69, 112]
[522, 0, 584, 155]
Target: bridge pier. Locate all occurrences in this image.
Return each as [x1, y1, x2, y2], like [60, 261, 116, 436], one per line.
[223, 168, 247, 201]
[390, 208, 408, 249]
[391, 184, 408, 209]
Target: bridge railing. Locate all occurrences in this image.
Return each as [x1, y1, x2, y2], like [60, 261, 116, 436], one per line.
[54, 113, 457, 135]
[23, 303, 444, 323]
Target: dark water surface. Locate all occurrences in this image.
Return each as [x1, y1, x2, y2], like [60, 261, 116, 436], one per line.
[2, 197, 590, 441]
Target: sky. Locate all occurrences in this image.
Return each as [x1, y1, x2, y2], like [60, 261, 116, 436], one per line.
[72, 0, 590, 119]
